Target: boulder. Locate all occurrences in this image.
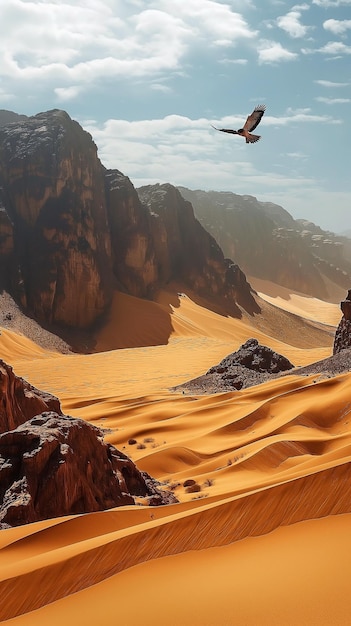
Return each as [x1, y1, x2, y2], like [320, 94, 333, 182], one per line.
[0, 412, 176, 527]
[172, 338, 294, 394]
[208, 338, 294, 375]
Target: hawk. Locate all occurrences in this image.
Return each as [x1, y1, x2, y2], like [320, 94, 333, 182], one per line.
[211, 104, 266, 143]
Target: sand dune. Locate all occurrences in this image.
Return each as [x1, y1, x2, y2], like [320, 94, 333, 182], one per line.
[1, 285, 350, 625]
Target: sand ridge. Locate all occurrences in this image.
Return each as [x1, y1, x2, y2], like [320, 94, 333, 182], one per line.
[1, 285, 350, 625]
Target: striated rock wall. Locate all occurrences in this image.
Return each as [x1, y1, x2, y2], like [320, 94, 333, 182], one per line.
[0, 110, 113, 328]
[106, 170, 158, 297]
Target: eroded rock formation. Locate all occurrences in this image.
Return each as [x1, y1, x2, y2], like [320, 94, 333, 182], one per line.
[0, 412, 176, 527]
[0, 359, 61, 434]
[0, 361, 177, 527]
[0, 109, 113, 328]
[333, 290, 351, 354]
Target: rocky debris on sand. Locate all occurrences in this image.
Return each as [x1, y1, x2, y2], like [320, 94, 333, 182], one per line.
[0, 291, 72, 354]
[0, 412, 177, 527]
[334, 289, 351, 355]
[171, 338, 294, 394]
[0, 359, 61, 434]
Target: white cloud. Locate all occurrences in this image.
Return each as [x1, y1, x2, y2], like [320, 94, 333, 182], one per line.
[150, 83, 173, 93]
[265, 107, 341, 125]
[276, 9, 310, 38]
[312, 0, 351, 6]
[316, 96, 351, 104]
[258, 40, 298, 64]
[303, 41, 351, 55]
[314, 79, 349, 87]
[323, 19, 351, 35]
[0, 0, 258, 99]
[54, 86, 82, 101]
[219, 58, 249, 65]
[320, 41, 351, 55]
[155, 0, 257, 46]
[286, 152, 309, 158]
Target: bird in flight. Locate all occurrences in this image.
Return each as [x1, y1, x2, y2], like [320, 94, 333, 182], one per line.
[211, 104, 266, 143]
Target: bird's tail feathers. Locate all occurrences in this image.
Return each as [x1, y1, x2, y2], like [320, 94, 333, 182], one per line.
[246, 133, 261, 143]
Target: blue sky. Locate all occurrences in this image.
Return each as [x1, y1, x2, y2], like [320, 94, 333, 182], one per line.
[0, 0, 350, 233]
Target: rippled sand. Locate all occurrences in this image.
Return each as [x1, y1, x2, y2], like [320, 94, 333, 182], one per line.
[1, 282, 350, 625]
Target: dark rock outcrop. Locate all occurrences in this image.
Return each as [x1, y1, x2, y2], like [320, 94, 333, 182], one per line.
[136, 183, 259, 315]
[333, 290, 351, 354]
[0, 109, 113, 328]
[0, 412, 176, 527]
[172, 338, 294, 394]
[106, 170, 158, 298]
[178, 187, 351, 299]
[0, 359, 61, 434]
[208, 338, 294, 375]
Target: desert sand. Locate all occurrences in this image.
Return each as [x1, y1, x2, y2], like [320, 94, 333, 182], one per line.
[1, 281, 351, 625]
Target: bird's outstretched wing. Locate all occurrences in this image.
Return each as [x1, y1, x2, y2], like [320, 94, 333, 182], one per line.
[243, 105, 266, 132]
[211, 124, 237, 135]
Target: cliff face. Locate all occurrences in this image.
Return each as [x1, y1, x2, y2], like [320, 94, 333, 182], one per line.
[0, 110, 113, 328]
[106, 176, 258, 314]
[137, 183, 259, 314]
[106, 170, 158, 298]
[178, 188, 351, 299]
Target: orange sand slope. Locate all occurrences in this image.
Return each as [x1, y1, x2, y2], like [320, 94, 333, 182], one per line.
[1, 286, 351, 625]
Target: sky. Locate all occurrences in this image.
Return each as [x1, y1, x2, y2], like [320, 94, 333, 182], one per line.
[0, 0, 350, 234]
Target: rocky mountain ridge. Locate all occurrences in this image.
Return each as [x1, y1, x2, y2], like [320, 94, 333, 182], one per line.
[178, 187, 351, 300]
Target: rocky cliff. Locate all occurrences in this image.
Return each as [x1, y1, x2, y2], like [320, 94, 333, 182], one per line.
[136, 183, 259, 314]
[0, 110, 258, 333]
[178, 188, 351, 299]
[0, 109, 113, 328]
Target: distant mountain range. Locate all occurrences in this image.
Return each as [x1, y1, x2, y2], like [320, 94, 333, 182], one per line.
[177, 187, 351, 300]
